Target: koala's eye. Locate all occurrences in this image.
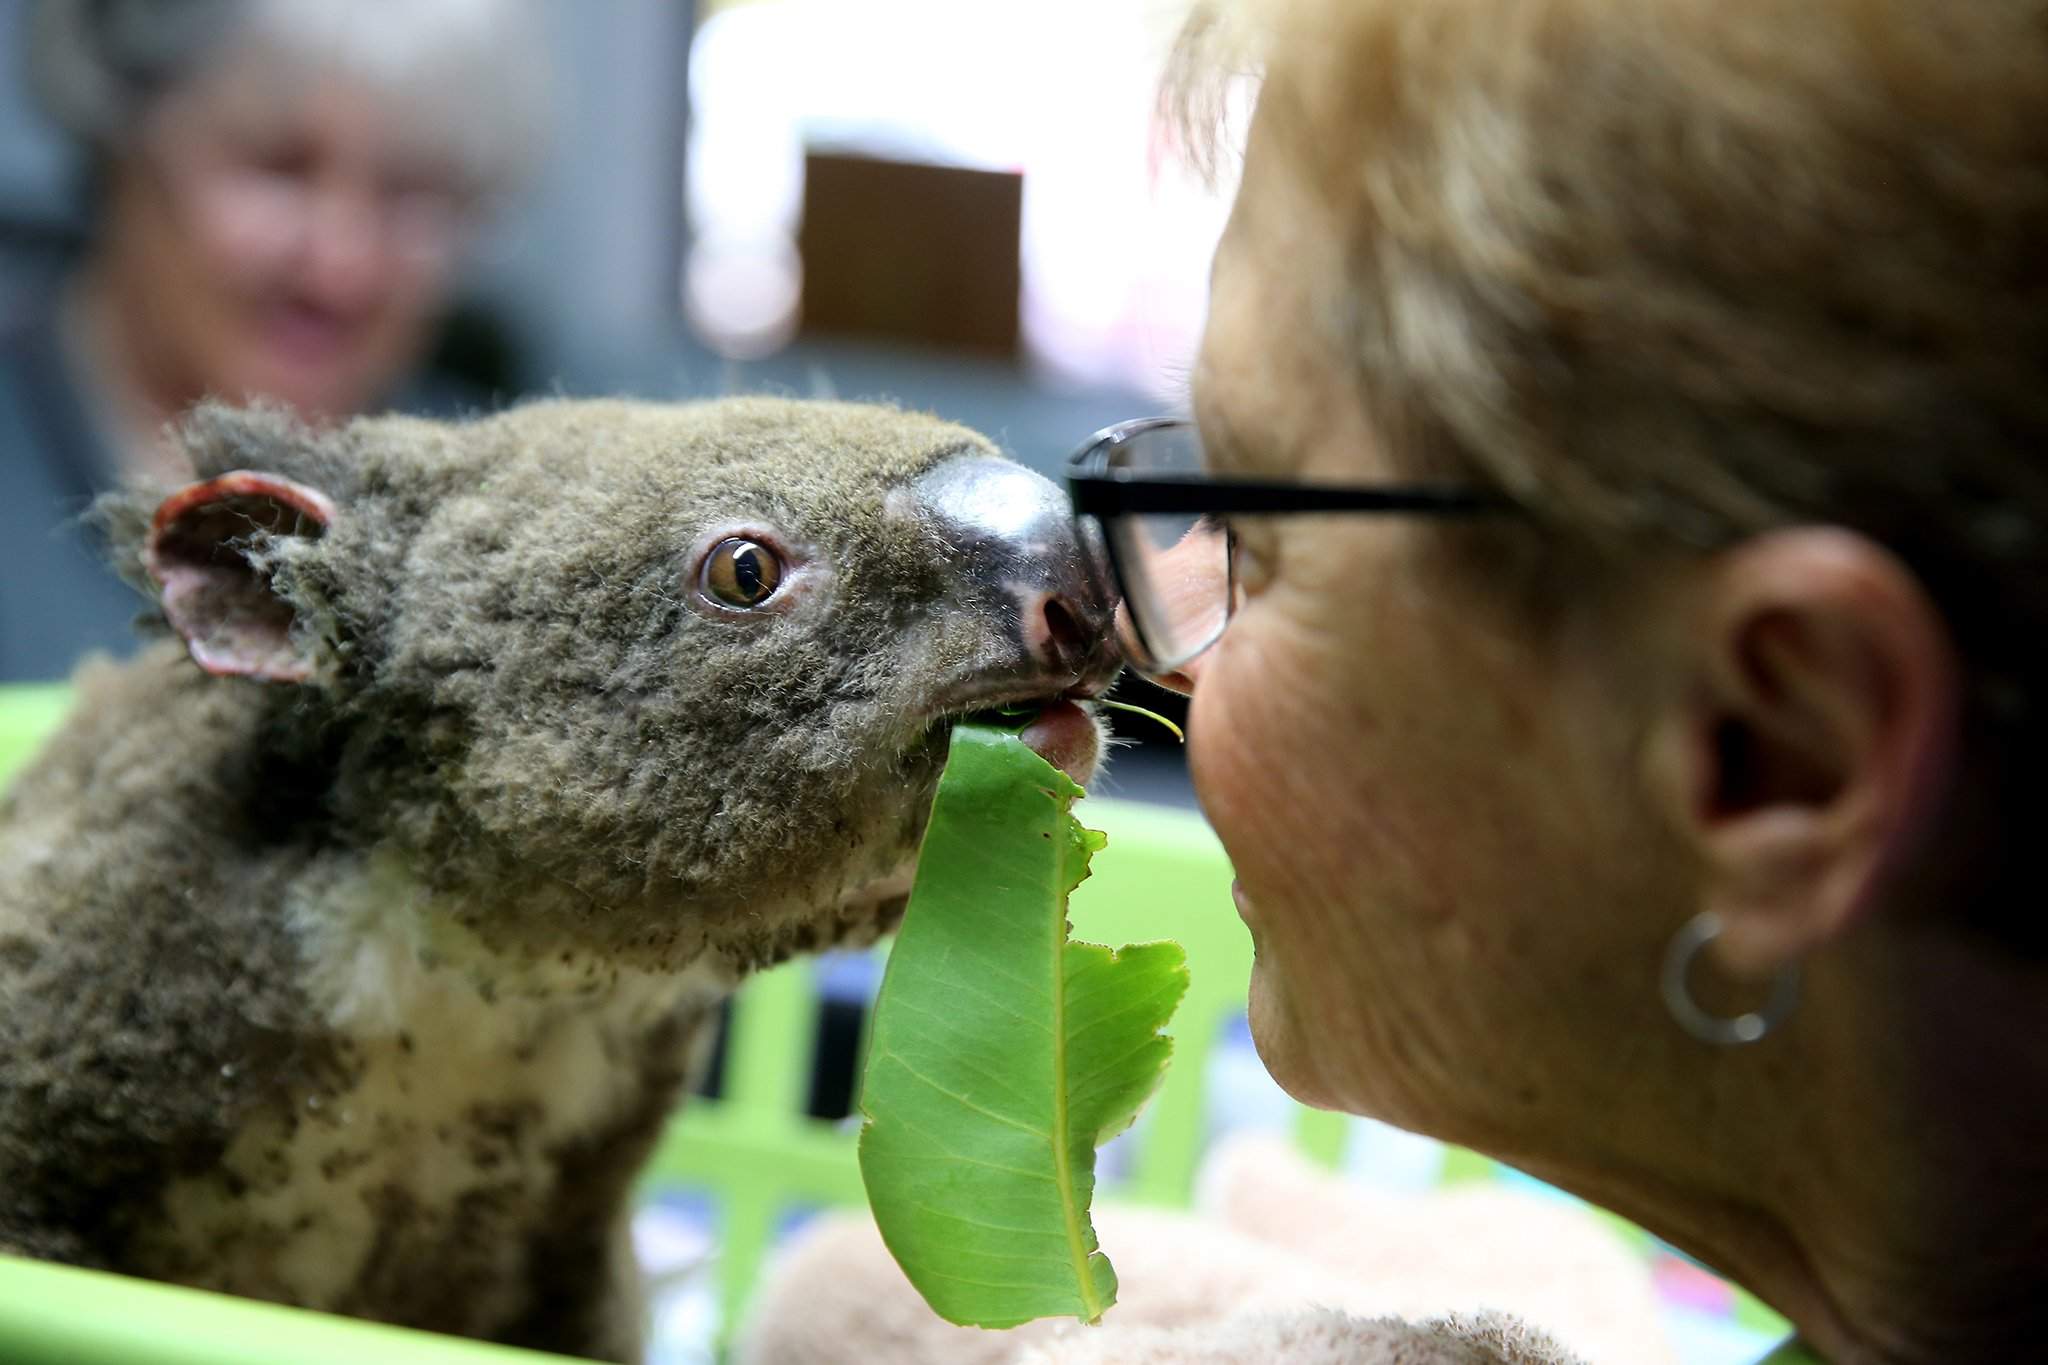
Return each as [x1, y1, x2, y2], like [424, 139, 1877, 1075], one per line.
[700, 537, 785, 608]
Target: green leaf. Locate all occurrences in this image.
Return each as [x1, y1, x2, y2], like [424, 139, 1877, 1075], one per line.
[856, 724, 1190, 1329]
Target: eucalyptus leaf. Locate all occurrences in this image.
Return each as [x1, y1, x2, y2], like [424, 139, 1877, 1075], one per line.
[857, 724, 1190, 1329]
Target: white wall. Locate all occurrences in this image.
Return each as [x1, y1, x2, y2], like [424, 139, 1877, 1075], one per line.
[474, 0, 695, 389]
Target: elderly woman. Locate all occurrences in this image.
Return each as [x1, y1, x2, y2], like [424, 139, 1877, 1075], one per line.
[745, 1, 2046, 1362]
[0, 0, 548, 679]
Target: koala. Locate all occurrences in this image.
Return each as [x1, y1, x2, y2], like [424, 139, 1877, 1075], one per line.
[0, 396, 1120, 1362]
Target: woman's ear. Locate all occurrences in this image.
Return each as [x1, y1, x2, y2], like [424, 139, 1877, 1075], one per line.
[1644, 529, 1961, 977]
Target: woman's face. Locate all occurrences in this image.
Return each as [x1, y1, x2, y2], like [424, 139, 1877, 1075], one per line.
[96, 48, 474, 421]
[1182, 104, 1686, 1146]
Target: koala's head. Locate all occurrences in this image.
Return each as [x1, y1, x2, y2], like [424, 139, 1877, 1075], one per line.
[121, 397, 1120, 966]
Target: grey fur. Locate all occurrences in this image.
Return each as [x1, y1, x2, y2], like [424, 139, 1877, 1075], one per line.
[0, 397, 1116, 1361]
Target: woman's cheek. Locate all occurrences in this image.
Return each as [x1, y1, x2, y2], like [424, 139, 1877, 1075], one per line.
[1185, 620, 1348, 943]
[1185, 627, 1351, 1105]
[1185, 630, 1279, 857]
[1187, 593, 1350, 847]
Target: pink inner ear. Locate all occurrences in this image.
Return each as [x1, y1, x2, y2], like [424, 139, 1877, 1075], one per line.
[144, 472, 336, 683]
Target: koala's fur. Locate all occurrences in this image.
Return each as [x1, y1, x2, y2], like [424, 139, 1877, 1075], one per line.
[0, 397, 1113, 1360]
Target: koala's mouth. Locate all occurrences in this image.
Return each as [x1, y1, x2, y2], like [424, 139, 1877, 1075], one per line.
[948, 688, 1106, 786]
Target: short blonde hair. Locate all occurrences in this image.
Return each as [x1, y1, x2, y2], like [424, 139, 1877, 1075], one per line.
[1175, 0, 2048, 742]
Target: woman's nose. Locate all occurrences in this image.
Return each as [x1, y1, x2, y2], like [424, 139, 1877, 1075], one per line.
[298, 186, 391, 311]
[1127, 600, 1206, 696]
[1149, 656, 1204, 695]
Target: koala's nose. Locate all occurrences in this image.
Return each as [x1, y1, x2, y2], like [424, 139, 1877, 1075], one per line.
[910, 453, 1119, 688]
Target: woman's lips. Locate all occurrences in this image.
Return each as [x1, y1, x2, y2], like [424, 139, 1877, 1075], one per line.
[260, 301, 363, 367]
[1232, 878, 1253, 923]
[1017, 700, 1100, 785]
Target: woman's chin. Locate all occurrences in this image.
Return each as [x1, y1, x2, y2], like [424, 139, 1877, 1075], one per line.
[254, 367, 380, 420]
[1245, 961, 1343, 1113]
[226, 327, 418, 421]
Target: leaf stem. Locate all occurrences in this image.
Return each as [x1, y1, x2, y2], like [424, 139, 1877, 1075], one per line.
[1099, 699, 1185, 743]
[1048, 822, 1105, 1323]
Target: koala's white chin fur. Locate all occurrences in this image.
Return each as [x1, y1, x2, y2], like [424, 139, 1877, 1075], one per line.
[287, 849, 735, 1036]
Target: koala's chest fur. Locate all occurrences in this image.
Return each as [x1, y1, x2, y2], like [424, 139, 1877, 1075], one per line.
[127, 854, 733, 1337]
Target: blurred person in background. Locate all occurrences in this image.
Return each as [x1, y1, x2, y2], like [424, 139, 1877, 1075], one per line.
[0, 0, 549, 681]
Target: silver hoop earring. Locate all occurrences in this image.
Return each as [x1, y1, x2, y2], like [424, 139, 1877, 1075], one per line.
[1660, 912, 1800, 1046]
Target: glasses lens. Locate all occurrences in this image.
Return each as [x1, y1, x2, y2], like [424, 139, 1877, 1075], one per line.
[1103, 422, 1231, 669]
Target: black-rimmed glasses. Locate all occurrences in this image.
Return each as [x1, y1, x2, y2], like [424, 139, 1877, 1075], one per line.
[1066, 417, 1511, 675]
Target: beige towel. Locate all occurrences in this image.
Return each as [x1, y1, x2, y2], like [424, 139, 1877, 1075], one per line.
[735, 1132, 1677, 1365]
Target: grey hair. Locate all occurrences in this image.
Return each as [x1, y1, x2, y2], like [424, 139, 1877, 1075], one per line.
[27, 0, 553, 197]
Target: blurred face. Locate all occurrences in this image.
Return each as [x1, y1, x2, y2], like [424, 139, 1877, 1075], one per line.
[1182, 101, 1685, 1145]
[95, 48, 475, 421]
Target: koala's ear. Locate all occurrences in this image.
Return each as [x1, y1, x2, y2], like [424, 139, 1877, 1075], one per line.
[144, 472, 336, 683]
